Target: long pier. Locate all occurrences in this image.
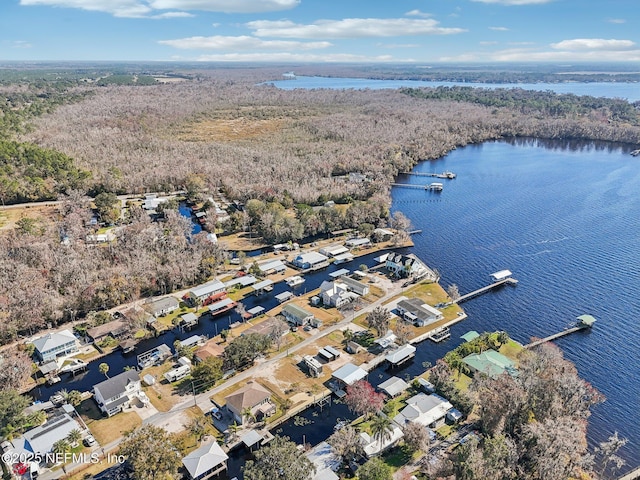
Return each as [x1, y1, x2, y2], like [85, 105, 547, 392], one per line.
[446, 277, 518, 306]
[391, 183, 427, 189]
[400, 172, 456, 179]
[524, 315, 596, 349]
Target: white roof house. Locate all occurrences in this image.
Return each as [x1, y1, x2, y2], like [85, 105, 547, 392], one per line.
[393, 393, 453, 428]
[188, 279, 225, 302]
[359, 425, 404, 457]
[292, 251, 329, 270]
[32, 329, 79, 363]
[319, 244, 349, 257]
[182, 440, 228, 479]
[306, 441, 340, 480]
[331, 363, 367, 387]
[10, 413, 82, 458]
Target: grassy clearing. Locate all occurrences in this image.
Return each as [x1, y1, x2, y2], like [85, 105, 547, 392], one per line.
[77, 398, 142, 444]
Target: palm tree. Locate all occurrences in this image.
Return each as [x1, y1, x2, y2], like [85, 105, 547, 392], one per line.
[228, 422, 240, 442]
[55, 389, 69, 403]
[241, 407, 254, 425]
[99, 363, 109, 378]
[370, 414, 393, 449]
[52, 439, 71, 473]
[67, 390, 83, 407]
[66, 429, 82, 447]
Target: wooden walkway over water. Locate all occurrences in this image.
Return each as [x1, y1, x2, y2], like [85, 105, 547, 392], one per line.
[391, 183, 426, 189]
[446, 277, 518, 306]
[524, 326, 588, 349]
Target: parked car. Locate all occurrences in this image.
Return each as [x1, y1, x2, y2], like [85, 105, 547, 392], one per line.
[210, 407, 222, 420]
[83, 435, 96, 447]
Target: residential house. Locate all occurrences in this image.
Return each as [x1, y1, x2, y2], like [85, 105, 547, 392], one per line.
[359, 425, 404, 457]
[7, 413, 83, 463]
[345, 237, 371, 249]
[372, 228, 394, 242]
[396, 298, 443, 327]
[86, 320, 129, 343]
[306, 442, 340, 480]
[319, 244, 349, 258]
[146, 296, 180, 318]
[186, 279, 226, 304]
[291, 251, 329, 270]
[393, 393, 453, 429]
[194, 339, 225, 363]
[258, 259, 286, 274]
[385, 252, 429, 278]
[320, 281, 355, 308]
[182, 440, 229, 480]
[93, 370, 143, 417]
[462, 350, 516, 378]
[32, 329, 79, 363]
[340, 276, 370, 296]
[281, 304, 315, 326]
[243, 317, 289, 337]
[224, 381, 275, 425]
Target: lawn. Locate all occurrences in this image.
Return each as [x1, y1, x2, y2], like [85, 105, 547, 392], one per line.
[77, 399, 142, 444]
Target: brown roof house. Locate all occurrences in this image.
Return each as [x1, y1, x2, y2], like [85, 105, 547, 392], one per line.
[194, 339, 225, 363]
[224, 381, 275, 425]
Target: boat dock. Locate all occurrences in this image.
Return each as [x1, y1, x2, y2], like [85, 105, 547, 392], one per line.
[446, 277, 518, 306]
[391, 183, 428, 190]
[524, 315, 596, 349]
[400, 171, 456, 179]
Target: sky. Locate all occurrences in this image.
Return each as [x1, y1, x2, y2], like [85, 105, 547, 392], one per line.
[1, 0, 639, 63]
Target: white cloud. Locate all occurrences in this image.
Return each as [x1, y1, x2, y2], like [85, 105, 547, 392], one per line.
[489, 26, 509, 31]
[376, 43, 421, 49]
[471, 0, 554, 4]
[551, 38, 635, 51]
[607, 18, 626, 24]
[149, 0, 300, 13]
[11, 40, 33, 49]
[405, 10, 432, 18]
[246, 18, 465, 39]
[159, 35, 331, 50]
[480, 41, 499, 45]
[20, 0, 299, 17]
[194, 52, 406, 62]
[490, 48, 640, 62]
[152, 11, 194, 18]
[20, 0, 152, 17]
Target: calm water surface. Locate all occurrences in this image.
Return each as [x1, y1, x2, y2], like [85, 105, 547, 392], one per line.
[267, 76, 640, 101]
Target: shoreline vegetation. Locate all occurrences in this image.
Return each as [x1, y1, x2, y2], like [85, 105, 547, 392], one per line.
[1, 64, 639, 344]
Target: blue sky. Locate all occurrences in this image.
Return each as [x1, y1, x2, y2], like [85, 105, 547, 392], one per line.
[1, 0, 639, 63]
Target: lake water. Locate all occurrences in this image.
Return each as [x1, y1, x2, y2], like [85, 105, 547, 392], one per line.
[267, 76, 640, 102]
[276, 137, 640, 469]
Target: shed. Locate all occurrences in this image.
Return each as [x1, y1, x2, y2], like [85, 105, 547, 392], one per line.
[324, 346, 341, 359]
[142, 374, 156, 386]
[318, 348, 334, 362]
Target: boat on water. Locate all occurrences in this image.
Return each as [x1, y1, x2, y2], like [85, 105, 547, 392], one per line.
[426, 182, 443, 191]
[285, 275, 306, 287]
[429, 327, 451, 343]
[442, 171, 457, 179]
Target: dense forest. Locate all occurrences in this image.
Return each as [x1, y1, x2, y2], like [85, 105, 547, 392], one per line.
[0, 65, 640, 342]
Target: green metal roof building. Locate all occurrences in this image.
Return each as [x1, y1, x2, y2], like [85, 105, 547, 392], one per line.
[463, 350, 516, 378]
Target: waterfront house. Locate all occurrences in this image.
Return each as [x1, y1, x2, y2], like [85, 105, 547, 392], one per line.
[182, 439, 229, 480]
[372, 228, 394, 242]
[7, 413, 83, 464]
[319, 244, 350, 258]
[258, 259, 287, 274]
[396, 298, 443, 327]
[146, 296, 180, 318]
[291, 251, 329, 270]
[281, 304, 315, 326]
[385, 253, 429, 278]
[86, 320, 129, 343]
[306, 442, 340, 480]
[393, 393, 453, 429]
[224, 381, 275, 425]
[340, 276, 370, 296]
[194, 339, 225, 363]
[320, 281, 355, 308]
[186, 279, 226, 304]
[93, 370, 143, 417]
[345, 237, 371, 249]
[243, 317, 289, 338]
[359, 424, 404, 457]
[32, 329, 79, 363]
[462, 350, 516, 378]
